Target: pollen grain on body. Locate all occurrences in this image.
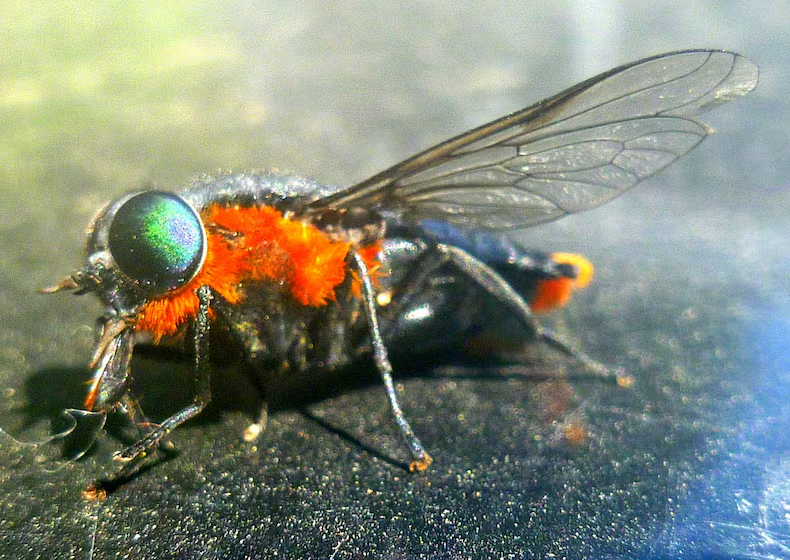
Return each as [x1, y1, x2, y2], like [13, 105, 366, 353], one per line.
[349, 241, 385, 299]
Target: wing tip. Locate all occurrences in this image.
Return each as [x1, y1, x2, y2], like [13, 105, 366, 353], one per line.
[724, 52, 760, 95]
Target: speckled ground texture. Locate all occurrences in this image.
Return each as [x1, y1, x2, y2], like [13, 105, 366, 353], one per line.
[1, 2, 789, 559]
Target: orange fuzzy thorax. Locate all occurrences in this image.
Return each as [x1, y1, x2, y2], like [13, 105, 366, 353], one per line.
[135, 204, 364, 340]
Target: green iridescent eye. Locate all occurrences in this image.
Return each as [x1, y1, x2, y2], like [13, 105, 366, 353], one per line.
[108, 192, 206, 293]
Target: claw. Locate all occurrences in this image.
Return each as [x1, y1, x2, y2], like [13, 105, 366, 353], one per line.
[409, 453, 433, 473]
[82, 483, 108, 501]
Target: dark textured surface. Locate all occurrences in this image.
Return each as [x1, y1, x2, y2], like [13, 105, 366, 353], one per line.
[1, 2, 789, 558]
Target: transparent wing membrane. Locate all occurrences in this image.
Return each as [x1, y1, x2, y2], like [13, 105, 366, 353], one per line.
[317, 50, 758, 230]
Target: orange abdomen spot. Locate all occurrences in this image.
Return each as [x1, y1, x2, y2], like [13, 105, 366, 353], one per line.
[530, 253, 594, 314]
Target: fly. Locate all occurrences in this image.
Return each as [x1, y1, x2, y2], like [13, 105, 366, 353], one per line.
[45, 50, 758, 498]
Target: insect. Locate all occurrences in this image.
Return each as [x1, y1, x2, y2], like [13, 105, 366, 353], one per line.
[45, 50, 757, 496]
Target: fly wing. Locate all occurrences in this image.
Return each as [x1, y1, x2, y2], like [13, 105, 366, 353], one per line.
[314, 50, 758, 230]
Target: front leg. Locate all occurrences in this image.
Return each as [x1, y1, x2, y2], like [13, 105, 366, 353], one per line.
[90, 285, 215, 493]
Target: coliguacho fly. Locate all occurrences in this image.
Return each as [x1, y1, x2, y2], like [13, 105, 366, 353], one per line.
[45, 50, 758, 497]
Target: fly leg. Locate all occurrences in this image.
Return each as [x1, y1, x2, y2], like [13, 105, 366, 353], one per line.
[433, 243, 616, 377]
[390, 241, 615, 378]
[352, 251, 433, 472]
[243, 401, 269, 442]
[112, 394, 177, 454]
[207, 291, 272, 442]
[104, 285, 214, 484]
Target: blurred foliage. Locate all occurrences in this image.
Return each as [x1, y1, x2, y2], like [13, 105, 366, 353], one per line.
[0, 2, 269, 220]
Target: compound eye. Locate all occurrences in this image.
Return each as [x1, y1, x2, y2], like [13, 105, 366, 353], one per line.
[108, 192, 206, 293]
